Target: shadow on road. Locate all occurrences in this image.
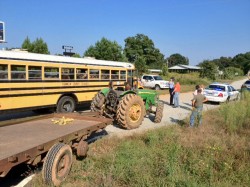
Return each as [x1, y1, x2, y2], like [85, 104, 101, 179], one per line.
[179, 105, 192, 111]
[169, 117, 187, 127]
[160, 100, 170, 106]
[183, 102, 192, 107]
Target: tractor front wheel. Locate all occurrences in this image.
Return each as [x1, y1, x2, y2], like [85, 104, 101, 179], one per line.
[90, 92, 105, 114]
[117, 94, 145, 129]
[154, 102, 164, 123]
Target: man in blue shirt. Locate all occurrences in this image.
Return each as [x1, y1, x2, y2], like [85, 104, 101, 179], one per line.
[169, 77, 175, 105]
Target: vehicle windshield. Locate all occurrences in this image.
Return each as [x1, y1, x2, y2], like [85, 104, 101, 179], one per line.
[153, 76, 163, 80]
[206, 85, 225, 91]
[245, 80, 250, 84]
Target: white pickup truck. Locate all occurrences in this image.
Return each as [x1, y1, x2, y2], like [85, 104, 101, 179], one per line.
[141, 75, 169, 90]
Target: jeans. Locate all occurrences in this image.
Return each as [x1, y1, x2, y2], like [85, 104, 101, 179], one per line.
[173, 92, 179, 107]
[169, 88, 174, 105]
[190, 106, 203, 127]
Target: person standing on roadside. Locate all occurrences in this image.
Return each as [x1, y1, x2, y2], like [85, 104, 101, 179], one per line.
[190, 88, 208, 127]
[109, 80, 114, 89]
[172, 81, 181, 108]
[169, 77, 175, 105]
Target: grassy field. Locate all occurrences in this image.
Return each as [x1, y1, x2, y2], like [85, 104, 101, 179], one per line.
[31, 91, 250, 186]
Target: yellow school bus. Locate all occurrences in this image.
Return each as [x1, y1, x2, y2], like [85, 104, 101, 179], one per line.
[0, 50, 135, 113]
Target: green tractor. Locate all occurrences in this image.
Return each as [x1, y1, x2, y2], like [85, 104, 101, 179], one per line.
[90, 83, 164, 129]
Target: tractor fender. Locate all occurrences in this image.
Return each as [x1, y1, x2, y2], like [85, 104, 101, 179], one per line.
[99, 88, 111, 96]
[119, 90, 137, 97]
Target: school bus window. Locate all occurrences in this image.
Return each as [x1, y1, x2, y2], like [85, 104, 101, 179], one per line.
[28, 66, 42, 80]
[90, 69, 99, 79]
[76, 68, 88, 79]
[11, 65, 26, 80]
[62, 68, 74, 80]
[0, 64, 8, 80]
[111, 70, 119, 79]
[101, 70, 110, 79]
[44, 67, 59, 79]
[127, 70, 133, 77]
[120, 70, 126, 80]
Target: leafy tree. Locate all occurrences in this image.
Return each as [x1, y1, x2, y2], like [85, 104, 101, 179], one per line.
[232, 52, 250, 74]
[216, 57, 235, 69]
[124, 34, 165, 69]
[21, 37, 49, 54]
[161, 63, 168, 76]
[32, 38, 49, 54]
[21, 36, 32, 51]
[84, 37, 127, 62]
[134, 56, 148, 76]
[167, 53, 189, 67]
[199, 60, 218, 80]
[224, 67, 244, 79]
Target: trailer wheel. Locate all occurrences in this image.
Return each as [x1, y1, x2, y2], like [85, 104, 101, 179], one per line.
[117, 94, 145, 129]
[42, 143, 73, 186]
[90, 92, 105, 113]
[57, 96, 76, 113]
[154, 102, 164, 123]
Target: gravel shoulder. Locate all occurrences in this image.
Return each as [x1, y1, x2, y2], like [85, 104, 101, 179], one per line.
[105, 78, 248, 137]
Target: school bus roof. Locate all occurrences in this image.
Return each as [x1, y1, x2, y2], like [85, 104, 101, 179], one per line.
[0, 50, 134, 69]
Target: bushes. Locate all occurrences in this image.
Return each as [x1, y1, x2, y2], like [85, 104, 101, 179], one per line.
[163, 72, 210, 85]
[224, 67, 244, 79]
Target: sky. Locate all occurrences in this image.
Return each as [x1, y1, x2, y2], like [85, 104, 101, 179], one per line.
[0, 0, 250, 65]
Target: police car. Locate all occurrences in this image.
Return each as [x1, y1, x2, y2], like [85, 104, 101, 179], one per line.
[241, 80, 250, 91]
[204, 82, 240, 103]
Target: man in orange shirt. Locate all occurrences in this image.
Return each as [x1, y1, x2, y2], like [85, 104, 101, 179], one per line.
[172, 81, 181, 108]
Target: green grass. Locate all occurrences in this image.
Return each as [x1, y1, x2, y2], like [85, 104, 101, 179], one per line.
[31, 92, 250, 187]
[219, 91, 250, 133]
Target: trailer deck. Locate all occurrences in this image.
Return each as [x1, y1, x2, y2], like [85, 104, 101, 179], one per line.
[0, 113, 113, 178]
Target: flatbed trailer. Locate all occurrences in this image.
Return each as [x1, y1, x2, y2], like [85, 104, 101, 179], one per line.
[0, 112, 113, 186]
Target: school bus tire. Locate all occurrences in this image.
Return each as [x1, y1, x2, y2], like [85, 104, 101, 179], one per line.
[117, 94, 145, 129]
[56, 96, 76, 113]
[154, 102, 164, 123]
[42, 143, 73, 187]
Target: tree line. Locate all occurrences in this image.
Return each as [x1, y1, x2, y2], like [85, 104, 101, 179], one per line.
[198, 53, 250, 80]
[19, 34, 249, 79]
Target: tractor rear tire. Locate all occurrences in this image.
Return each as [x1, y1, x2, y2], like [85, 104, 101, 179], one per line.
[154, 102, 164, 123]
[90, 92, 105, 113]
[117, 94, 145, 129]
